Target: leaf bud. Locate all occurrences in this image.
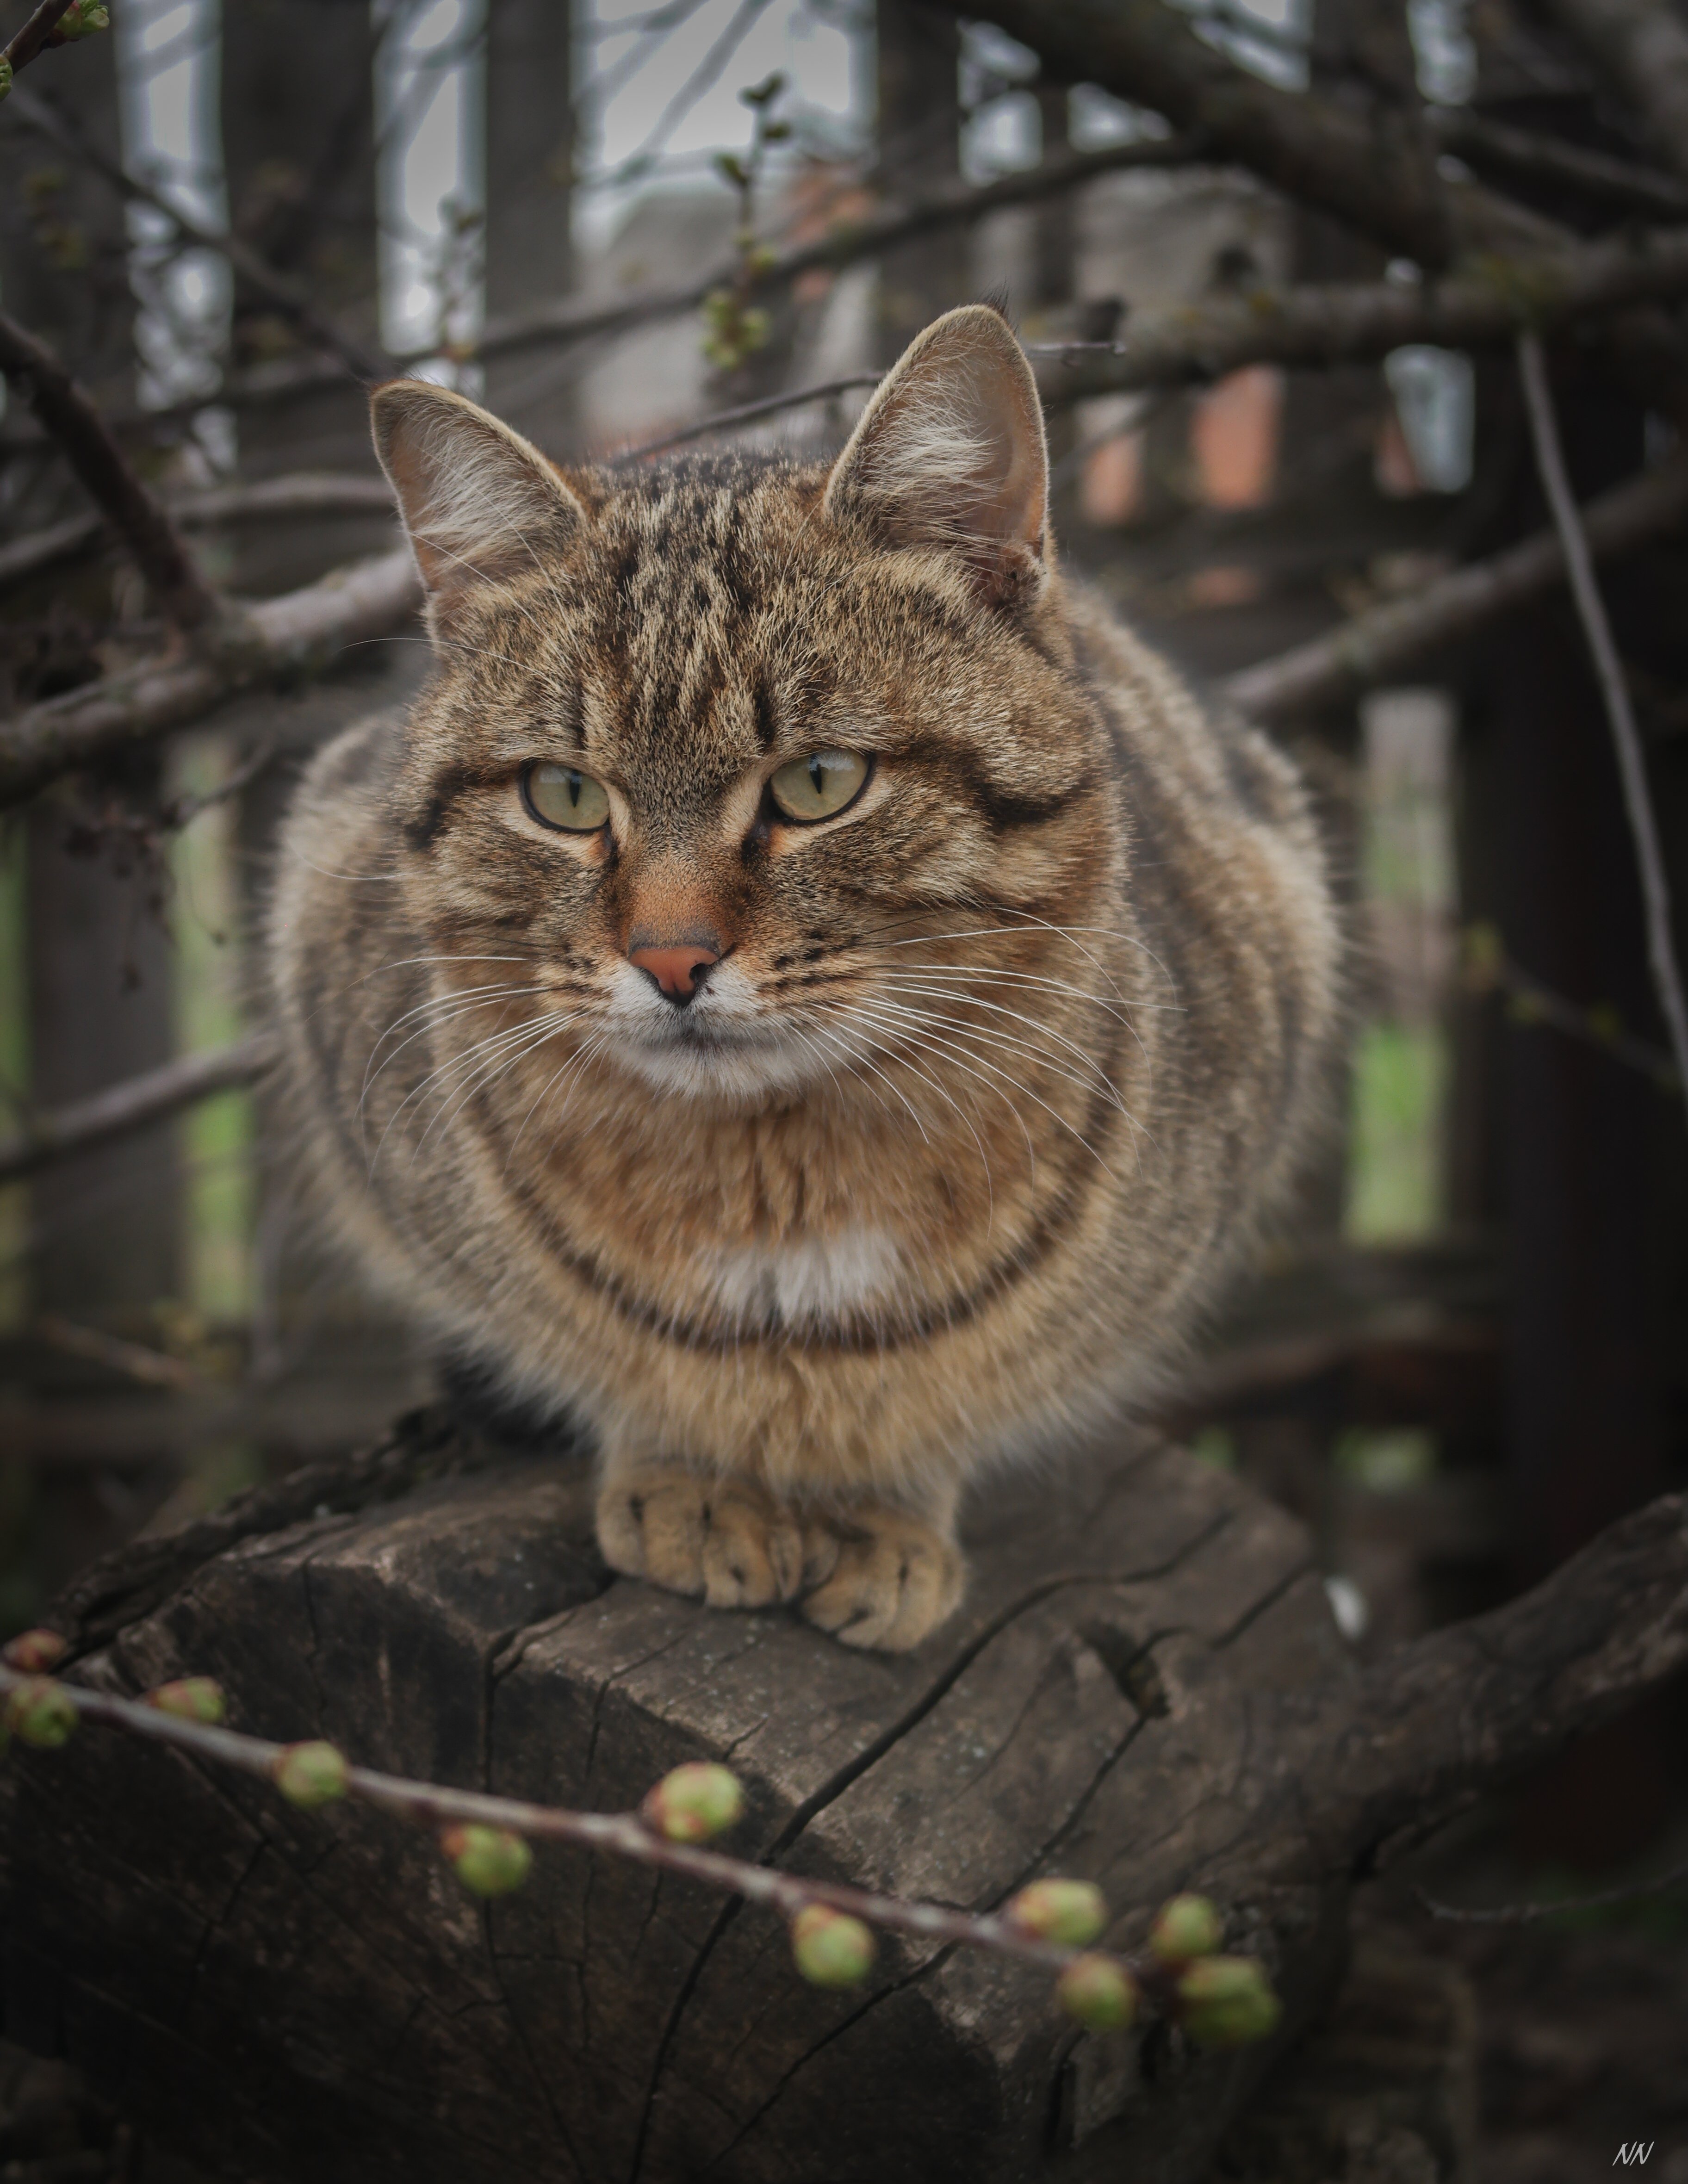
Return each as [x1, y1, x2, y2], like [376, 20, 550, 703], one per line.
[441, 1824, 532, 1897]
[1148, 1892, 1224, 1964]
[3, 1629, 68, 1674]
[272, 1739, 349, 1807]
[1174, 1955, 1282, 2048]
[147, 1677, 226, 1725]
[0, 56, 12, 102]
[640, 1761, 745, 1843]
[790, 1904, 875, 1988]
[1005, 1878, 1107, 1948]
[4, 1677, 77, 1749]
[1055, 1953, 1139, 2032]
[56, 2, 112, 37]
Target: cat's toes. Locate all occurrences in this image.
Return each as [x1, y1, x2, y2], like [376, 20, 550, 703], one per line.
[800, 1507, 965, 1651]
[596, 1463, 804, 1610]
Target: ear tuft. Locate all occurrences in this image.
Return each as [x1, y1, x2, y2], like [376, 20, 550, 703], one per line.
[371, 379, 585, 633]
[822, 305, 1048, 601]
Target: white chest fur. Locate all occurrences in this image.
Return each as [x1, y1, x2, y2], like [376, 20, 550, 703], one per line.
[698, 1228, 904, 1330]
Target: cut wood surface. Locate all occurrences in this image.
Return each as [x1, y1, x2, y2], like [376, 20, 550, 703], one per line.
[2, 1410, 1683, 2184]
[1, 1413, 1348, 2184]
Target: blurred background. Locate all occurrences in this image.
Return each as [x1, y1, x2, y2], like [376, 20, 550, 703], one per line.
[0, 2, 1686, 2174]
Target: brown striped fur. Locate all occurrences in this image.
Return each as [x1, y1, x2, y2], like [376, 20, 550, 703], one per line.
[268, 308, 1340, 1649]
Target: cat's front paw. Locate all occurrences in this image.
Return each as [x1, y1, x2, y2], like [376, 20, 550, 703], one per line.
[596, 1460, 805, 1610]
[800, 1505, 965, 1651]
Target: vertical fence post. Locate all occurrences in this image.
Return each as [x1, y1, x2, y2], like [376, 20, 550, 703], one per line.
[484, 0, 574, 450]
[873, 2, 963, 364]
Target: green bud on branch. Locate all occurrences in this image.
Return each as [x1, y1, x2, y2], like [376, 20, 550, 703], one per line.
[1174, 1955, 1282, 2048]
[1148, 1892, 1224, 1964]
[1005, 1878, 1108, 1948]
[0, 58, 14, 102]
[790, 1904, 876, 1988]
[640, 1761, 745, 1843]
[3, 1629, 68, 1674]
[146, 1677, 227, 1724]
[441, 1824, 533, 1897]
[272, 1739, 349, 1807]
[1055, 1952, 1140, 2032]
[4, 1677, 78, 1749]
[53, 1, 111, 38]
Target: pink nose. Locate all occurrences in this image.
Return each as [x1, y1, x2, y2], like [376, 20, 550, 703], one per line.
[629, 942, 720, 999]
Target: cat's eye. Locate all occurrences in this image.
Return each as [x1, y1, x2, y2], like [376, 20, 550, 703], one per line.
[523, 760, 610, 833]
[768, 750, 869, 825]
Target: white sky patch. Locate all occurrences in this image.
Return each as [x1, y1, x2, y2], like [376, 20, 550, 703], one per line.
[378, 0, 488, 363]
[114, 0, 231, 414]
[579, 0, 860, 250]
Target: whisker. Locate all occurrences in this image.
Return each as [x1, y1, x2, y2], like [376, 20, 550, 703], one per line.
[822, 999, 1041, 1183]
[360, 983, 557, 1113]
[833, 997, 1122, 1184]
[868, 981, 1140, 1114]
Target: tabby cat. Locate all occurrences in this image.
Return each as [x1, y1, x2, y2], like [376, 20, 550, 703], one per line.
[269, 305, 1339, 1650]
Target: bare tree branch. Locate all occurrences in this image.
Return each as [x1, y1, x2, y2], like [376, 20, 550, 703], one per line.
[1538, 0, 1688, 186]
[598, 230, 1688, 460]
[54, 133, 1210, 439]
[0, 310, 223, 633]
[1218, 449, 1688, 723]
[1034, 226, 1688, 403]
[918, 0, 1476, 266]
[1431, 106, 1688, 224]
[1517, 331, 1688, 1122]
[0, 473, 396, 594]
[0, 1656, 1258, 2038]
[0, 546, 419, 809]
[0, 0, 78, 80]
[8, 81, 392, 384]
[0, 1034, 280, 1185]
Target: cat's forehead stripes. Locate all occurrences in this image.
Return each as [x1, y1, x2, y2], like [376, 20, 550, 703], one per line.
[558, 460, 822, 795]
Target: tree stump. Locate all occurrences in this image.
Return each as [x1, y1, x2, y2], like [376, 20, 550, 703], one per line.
[5, 1414, 1685, 2184]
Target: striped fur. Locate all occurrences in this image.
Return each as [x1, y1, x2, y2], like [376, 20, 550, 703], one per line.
[269, 308, 1340, 1650]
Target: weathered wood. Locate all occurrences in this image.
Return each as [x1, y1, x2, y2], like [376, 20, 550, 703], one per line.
[4, 1417, 1684, 2184]
[0, 1417, 1348, 2184]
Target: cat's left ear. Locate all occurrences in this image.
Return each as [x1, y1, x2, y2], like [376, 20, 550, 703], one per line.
[371, 378, 587, 639]
[822, 305, 1048, 604]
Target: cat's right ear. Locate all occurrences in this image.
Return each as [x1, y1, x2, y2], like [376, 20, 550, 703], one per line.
[371, 378, 586, 638]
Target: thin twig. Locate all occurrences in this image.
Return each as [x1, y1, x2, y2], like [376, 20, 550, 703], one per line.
[33, 1316, 196, 1392]
[0, 1661, 1195, 2006]
[0, 1034, 280, 1185]
[8, 83, 392, 385]
[0, 310, 224, 634]
[1516, 331, 1688, 1123]
[1465, 924, 1683, 1093]
[1416, 1856, 1688, 1925]
[0, 0, 76, 78]
[614, 374, 882, 461]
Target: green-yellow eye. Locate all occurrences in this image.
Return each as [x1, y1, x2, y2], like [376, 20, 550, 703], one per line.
[769, 750, 869, 825]
[523, 761, 610, 833]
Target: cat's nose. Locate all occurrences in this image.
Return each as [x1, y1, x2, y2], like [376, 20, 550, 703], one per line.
[628, 940, 720, 1004]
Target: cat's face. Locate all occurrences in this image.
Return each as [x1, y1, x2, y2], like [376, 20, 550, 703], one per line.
[372, 310, 1116, 1111]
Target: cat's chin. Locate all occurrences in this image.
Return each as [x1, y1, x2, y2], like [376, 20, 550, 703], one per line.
[613, 1023, 819, 1105]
